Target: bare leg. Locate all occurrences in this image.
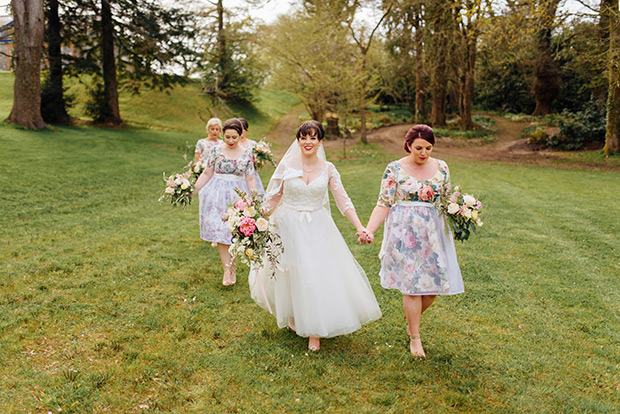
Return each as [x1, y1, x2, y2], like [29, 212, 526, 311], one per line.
[217, 243, 236, 286]
[403, 294, 436, 357]
[308, 336, 320, 351]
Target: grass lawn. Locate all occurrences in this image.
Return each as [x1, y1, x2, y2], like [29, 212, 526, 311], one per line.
[1, 117, 619, 413]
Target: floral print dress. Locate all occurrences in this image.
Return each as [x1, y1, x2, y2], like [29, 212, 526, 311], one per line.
[199, 145, 255, 244]
[377, 159, 464, 296]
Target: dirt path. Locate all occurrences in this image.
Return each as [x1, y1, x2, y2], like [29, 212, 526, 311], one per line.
[266, 110, 619, 171]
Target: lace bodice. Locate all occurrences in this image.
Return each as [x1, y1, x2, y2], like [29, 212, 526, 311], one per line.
[270, 162, 355, 215]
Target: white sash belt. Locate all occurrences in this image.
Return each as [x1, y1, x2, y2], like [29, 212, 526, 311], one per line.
[396, 200, 434, 208]
[213, 173, 245, 182]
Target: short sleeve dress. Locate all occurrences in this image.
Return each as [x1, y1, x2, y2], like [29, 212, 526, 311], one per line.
[195, 138, 221, 160]
[376, 159, 464, 296]
[199, 145, 255, 244]
[243, 139, 266, 196]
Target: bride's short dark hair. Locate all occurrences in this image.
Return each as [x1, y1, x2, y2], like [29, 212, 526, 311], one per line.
[296, 120, 325, 140]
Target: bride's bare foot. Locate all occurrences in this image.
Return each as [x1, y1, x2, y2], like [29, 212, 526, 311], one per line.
[409, 336, 426, 358]
[308, 337, 320, 351]
[288, 318, 296, 332]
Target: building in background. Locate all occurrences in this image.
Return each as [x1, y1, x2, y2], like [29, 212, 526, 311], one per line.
[0, 15, 13, 71]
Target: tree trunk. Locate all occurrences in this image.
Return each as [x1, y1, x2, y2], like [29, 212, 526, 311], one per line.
[101, 0, 121, 124]
[531, 0, 561, 116]
[428, 1, 449, 127]
[7, 0, 46, 129]
[41, 0, 70, 124]
[216, 0, 227, 94]
[604, 0, 620, 155]
[459, 33, 476, 130]
[413, 3, 425, 124]
[360, 56, 368, 143]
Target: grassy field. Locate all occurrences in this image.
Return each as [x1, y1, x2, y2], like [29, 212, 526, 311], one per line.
[1, 119, 619, 413]
[1, 72, 619, 412]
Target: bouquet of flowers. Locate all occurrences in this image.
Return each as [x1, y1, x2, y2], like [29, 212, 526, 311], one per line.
[434, 186, 483, 241]
[252, 139, 277, 170]
[159, 172, 194, 207]
[185, 159, 207, 182]
[225, 188, 282, 269]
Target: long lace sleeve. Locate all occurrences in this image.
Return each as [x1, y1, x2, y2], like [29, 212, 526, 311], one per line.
[264, 178, 283, 213]
[327, 163, 355, 215]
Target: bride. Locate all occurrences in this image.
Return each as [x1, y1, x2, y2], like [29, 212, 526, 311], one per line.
[249, 120, 382, 351]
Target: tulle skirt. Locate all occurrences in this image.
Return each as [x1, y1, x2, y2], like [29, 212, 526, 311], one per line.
[199, 176, 249, 244]
[379, 204, 464, 295]
[249, 206, 382, 338]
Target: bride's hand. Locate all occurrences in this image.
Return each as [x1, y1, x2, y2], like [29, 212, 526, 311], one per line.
[356, 228, 373, 244]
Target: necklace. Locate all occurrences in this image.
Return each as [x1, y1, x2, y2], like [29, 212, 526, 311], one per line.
[302, 162, 320, 173]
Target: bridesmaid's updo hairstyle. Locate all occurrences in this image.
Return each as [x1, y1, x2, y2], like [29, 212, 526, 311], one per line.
[238, 118, 249, 131]
[206, 117, 222, 133]
[222, 118, 243, 136]
[404, 124, 435, 153]
[296, 120, 325, 141]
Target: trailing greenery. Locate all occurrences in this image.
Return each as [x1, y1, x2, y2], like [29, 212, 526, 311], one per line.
[1, 118, 619, 412]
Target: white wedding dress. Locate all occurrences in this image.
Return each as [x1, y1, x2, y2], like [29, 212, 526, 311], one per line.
[249, 161, 382, 338]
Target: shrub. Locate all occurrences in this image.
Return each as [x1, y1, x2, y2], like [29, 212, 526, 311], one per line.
[547, 103, 606, 150]
[528, 127, 549, 145]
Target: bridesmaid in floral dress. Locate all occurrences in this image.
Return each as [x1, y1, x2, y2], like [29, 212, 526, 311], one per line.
[237, 118, 265, 195]
[194, 119, 256, 286]
[194, 117, 222, 162]
[363, 124, 463, 358]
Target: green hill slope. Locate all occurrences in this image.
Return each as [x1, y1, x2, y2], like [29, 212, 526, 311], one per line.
[0, 72, 301, 137]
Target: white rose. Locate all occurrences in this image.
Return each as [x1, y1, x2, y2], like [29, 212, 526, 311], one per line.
[462, 207, 472, 218]
[181, 179, 190, 190]
[243, 206, 257, 217]
[447, 203, 460, 215]
[463, 194, 476, 207]
[174, 177, 182, 185]
[226, 220, 236, 231]
[256, 217, 269, 232]
[194, 164, 201, 173]
[165, 187, 175, 194]
[227, 208, 235, 216]
[418, 275, 436, 291]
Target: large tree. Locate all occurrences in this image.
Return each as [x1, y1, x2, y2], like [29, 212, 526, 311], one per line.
[531, 0, 562, 115]
[7, 0, 47, 129]
[201, 0, 263, 104]
[59, 0, 196, 124]
[260, 10, 357, 123]
[346, 1, 393, 143]
[604, 0, 619, 155]
[41, 0, 71, 124]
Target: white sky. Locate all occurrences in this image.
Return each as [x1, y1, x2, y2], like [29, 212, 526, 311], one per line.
[0, 0, 599, 21]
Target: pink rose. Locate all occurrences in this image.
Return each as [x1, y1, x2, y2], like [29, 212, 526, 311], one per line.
[239, 217, 257, 237]
[404, 263, 415, 274]
[221, 213, 229, 222]
[417, 185, 435, 201]
[235, 198, 249, 210]
[166, 179, 177, 187]
[404, 232, 417, 249]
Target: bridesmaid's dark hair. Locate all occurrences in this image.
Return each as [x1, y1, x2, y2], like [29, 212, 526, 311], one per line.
[238, 118, 249, 131]
[296, 120, 325, 141]
[404, 124, 435, 152]
[223, 118, 243, 136]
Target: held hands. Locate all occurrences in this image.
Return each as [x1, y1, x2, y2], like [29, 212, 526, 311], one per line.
[356, 228, 374, 244]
